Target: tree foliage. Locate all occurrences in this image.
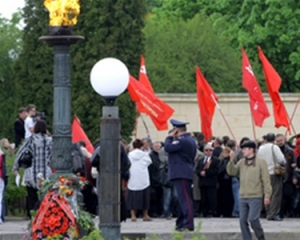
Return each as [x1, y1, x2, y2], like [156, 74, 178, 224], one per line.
[13, 0, 53, 137]
[144, 14, 242, 93]
[144, 0, 163, 12]
[11, 0, 146, 143]
[71, 0, 146, 142]
[153, 0, 300, 92]
[0, 13, 23, 139]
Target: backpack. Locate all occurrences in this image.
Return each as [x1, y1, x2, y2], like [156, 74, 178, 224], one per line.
[72, 143, 85, 176]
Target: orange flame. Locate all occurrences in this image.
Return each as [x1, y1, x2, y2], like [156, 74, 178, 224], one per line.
[44, 0, 80, 26]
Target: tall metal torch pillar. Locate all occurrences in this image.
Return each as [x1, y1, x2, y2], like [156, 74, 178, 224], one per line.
[39, 29, 84, 175]
[40, 0, 83, 176]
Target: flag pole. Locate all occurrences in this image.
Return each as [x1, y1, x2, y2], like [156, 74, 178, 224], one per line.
[133, 105, 139, 140]
[140, 114, 151, 139]
[248, 100, 257, 141]
[212, 95, 237, 143]
[285, 96, 300, 136]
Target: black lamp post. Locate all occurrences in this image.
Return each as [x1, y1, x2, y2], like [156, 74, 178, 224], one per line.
[40, 2, 84, 177]
[90, 58, 130, 240]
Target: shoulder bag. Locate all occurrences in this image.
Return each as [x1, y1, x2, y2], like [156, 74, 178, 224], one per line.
[18, 150, 33, 168]
[271, 145, 286, 177]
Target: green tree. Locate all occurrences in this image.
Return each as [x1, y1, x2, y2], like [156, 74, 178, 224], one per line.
[145, 0, 163, 12]
[155, 0, 300, 92]
[71, 0, 146, 142]
[0, 13, 23, 140]
[144, 14, 242, 93]
[14, 0, 53, 133]
[13, 0, 146, 142]
[234, 0, 300, 92]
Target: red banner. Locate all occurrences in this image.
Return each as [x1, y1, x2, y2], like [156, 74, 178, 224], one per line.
[242, 48, 270, 127]
[128, 76, 174, 128]
[258, 46, 290, 130]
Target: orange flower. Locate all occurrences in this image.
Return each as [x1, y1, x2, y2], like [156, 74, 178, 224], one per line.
[59, 176, 66, 183]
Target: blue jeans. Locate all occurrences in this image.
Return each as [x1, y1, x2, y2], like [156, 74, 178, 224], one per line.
[1, 198, 5, 222]
[163, 185, 177, 217]
[232, 177, 240, 216]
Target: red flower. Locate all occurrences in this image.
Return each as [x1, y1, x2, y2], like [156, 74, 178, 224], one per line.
[42, 229, 48, 236]
[51, 168, 56, 173]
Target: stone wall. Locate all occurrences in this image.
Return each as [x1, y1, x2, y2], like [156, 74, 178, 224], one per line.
[135, 93, 300, 143]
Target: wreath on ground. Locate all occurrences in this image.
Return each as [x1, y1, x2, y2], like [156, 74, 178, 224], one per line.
[26, 174, 102, 240]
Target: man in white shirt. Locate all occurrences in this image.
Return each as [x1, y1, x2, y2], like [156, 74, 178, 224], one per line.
[258, 133, 285, 221]
[24, 104, 36, 139]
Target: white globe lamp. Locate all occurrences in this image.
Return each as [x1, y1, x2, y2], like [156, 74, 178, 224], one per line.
[90, 58, 130, 105]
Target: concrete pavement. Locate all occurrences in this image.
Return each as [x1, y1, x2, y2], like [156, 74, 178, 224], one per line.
[0, 217, 300, 239]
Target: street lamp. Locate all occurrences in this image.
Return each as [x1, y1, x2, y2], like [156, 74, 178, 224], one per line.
[90, 58, 129, 240]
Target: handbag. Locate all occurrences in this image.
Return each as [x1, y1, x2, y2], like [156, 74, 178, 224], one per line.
[271, 145, 286, 177]
[18, 150, 33, 168]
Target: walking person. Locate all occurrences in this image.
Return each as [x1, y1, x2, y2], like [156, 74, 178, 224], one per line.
[227, 141, 272, 240]
[164, 119, 197, 231]
[13, 120, 52, 217]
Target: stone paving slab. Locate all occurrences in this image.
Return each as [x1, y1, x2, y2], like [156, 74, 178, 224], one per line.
[0, 218, 300, 239]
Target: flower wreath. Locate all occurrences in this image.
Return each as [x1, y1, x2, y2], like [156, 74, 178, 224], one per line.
[28, 174, 97, 240]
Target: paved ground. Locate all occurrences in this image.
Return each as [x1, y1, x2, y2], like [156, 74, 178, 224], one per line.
[0, 217, 300, 239]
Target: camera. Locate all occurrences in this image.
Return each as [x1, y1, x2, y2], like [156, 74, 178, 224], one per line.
[34, 111, 47, 122]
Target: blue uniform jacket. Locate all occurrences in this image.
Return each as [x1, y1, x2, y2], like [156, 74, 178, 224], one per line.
[164, 133, 197, 181]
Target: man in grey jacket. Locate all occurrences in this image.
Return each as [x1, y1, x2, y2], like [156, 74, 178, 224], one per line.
[258, 133, 285, 221]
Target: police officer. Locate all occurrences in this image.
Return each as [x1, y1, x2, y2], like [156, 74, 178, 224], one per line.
[164, 119, 197, 231]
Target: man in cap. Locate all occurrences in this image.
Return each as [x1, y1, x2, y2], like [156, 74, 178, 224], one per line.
[164, 119, 197, 231]
[227, 141, 272, 240]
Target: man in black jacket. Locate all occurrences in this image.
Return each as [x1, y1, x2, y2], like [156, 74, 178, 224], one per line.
[276, 134, 296, 218]
[212, 138, 223, 158]
[148, 141, 163, 218]
[196, 143, 220, 217]
[14, 107, 27, 148]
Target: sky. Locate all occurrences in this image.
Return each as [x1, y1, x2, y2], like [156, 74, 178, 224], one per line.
[0, 0, 25, 19]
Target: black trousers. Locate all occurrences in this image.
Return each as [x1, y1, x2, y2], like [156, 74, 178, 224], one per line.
[173, 179, 194, 230]
[149, 186, 163, 217]
[200, 186, 217, 217]
[26, 186, 39, 217]
[218, 179, 234, 217]
[82, 185, 98, 215]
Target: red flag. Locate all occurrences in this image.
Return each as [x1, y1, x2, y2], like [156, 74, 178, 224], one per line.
[128, 76, 174, 130]
[242, 48, 270, 127]
[196, 67, 218, 141]
[258, 47, 290, 129]
[138, 55, 168, 130]
[72, 117, 94, 153]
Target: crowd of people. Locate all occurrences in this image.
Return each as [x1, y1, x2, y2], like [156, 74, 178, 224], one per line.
[0, 105, 300, 238]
